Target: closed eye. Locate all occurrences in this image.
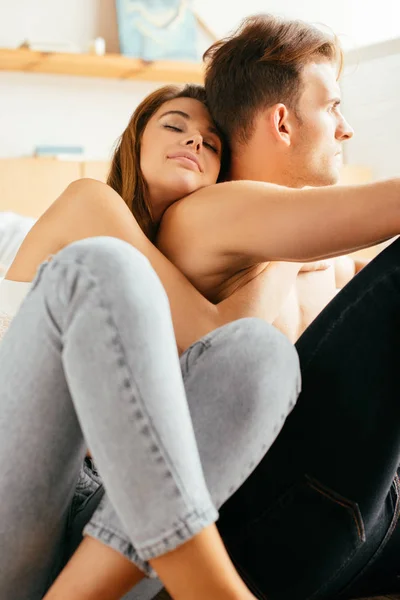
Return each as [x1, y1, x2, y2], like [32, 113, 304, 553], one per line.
[164, 125, 182, 132]
[164, 124, 219, 154]
[204, 141, 219, 154]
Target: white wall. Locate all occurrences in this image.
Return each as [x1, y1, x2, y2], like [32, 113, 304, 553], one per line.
[196, 0, 400, 50]
[342, 45, 400, 180]
[1, 0, 400, 167]
[0, 1, 162, 159]
[0, 72, 158, 159]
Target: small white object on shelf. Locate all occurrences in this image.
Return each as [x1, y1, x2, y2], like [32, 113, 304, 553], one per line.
[88, 37, 106, 56]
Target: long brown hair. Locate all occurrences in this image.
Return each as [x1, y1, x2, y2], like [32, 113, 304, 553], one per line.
[204, 14, 343, 144]
[107, 84, 226, 240]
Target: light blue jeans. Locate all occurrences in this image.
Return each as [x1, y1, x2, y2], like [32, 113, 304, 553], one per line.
[0, 237, 301, 600]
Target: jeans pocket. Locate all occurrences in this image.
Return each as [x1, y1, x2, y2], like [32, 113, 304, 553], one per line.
[335, 473, 400, 600]
[225, 475, 366, 600]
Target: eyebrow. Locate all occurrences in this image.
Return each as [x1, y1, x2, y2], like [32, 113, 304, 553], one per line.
[159, 110, 221, 138]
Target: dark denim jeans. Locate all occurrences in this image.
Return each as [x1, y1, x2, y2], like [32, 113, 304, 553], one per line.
[218, 236, 400, 600]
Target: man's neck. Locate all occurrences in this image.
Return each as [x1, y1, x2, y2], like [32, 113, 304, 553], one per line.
[229, 148, 302, 189]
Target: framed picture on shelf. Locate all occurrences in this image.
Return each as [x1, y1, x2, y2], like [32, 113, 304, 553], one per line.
[115, 0, 216, 62]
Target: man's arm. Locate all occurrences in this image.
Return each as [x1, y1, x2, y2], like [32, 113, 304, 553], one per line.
[159, 179, 400, 276]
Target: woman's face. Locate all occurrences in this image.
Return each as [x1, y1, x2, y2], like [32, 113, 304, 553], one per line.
[140, 97, 222, 221]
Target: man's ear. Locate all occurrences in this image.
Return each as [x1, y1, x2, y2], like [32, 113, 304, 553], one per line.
[270, 103, 292, 146]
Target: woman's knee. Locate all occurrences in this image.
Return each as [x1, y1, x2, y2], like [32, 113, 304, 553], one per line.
[239, 317, 300, 386]
[55, 237, 151, 276]
[184, 317, 301, 418]
[45, 237, 168, 320]
[228, 318, 301, 413]
[55, 237, 163, 294]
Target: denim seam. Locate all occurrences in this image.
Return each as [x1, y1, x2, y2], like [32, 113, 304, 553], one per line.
[84, 521, 154, 577]
[53, 255, 216, 547]
[336, 474, 400, 599]
[182, 339, 210, 379]
[99, 293, 205, 513]
[86, 503, 217, 561]
[73, 483, 105, 519]
[58, 256, 204, 509]
[306, 479, 366, 543]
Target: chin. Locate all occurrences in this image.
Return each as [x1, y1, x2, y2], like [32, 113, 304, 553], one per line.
[311, 169, 340, 187]
[176, 177, 207, 198]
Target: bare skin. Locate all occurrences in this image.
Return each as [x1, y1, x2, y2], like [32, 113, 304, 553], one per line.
[6, 84, 400, 599]
[158, 60, 370, 342]
[230, 60, 359, 341]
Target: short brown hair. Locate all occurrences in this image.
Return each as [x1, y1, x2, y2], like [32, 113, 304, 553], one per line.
[204, 14, 343, 144]
[108, 84, 227, 240]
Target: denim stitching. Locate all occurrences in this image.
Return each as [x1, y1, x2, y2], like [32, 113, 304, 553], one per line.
[136, 505, 217, 559]
[100, 303, 200, 509]
[182, 339, 209, 379]
[61, 257, 197, 504]
[53, 255, 215, 554]
[306, 478, 366, 542]
[84, 521, 154, 576]
[88, 504, 217, 561]
[336, 474, 400, 599]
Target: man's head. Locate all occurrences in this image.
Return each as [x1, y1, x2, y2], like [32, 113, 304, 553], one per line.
[204, 14, 354, 188]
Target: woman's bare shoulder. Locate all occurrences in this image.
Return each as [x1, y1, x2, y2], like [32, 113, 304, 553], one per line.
[6, 178, 144, 282]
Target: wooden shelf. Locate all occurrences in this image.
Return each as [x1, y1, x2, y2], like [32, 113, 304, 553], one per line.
[0, 47, 204, 83]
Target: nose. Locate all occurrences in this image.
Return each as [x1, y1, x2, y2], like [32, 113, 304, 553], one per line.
[182, 133, 203, 152]
[337, 116, 354, 141]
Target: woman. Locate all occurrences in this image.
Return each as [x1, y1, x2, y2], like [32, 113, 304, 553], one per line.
[0, 84, 300, 600]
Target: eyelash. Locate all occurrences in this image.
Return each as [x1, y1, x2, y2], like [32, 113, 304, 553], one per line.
[163, 124, 219, 153]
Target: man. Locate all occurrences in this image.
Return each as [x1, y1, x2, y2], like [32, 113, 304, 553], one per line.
[156, 13, 400, 600]
[160, 14, 363, 344]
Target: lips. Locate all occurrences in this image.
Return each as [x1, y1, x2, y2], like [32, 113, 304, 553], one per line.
[167, 151, 202, 172]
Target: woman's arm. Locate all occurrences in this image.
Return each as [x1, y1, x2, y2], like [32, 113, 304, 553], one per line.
[6, 178, 229, 352]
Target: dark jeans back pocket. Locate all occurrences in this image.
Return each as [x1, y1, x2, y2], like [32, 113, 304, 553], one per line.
[225, 475, 365, 600]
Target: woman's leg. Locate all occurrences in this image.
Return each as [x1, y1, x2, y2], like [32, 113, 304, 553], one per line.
[0, 236, 214, 599]
[0, 236, 300, 600]
[57, 313, 300, 600]
[82, 316, 300, 550]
